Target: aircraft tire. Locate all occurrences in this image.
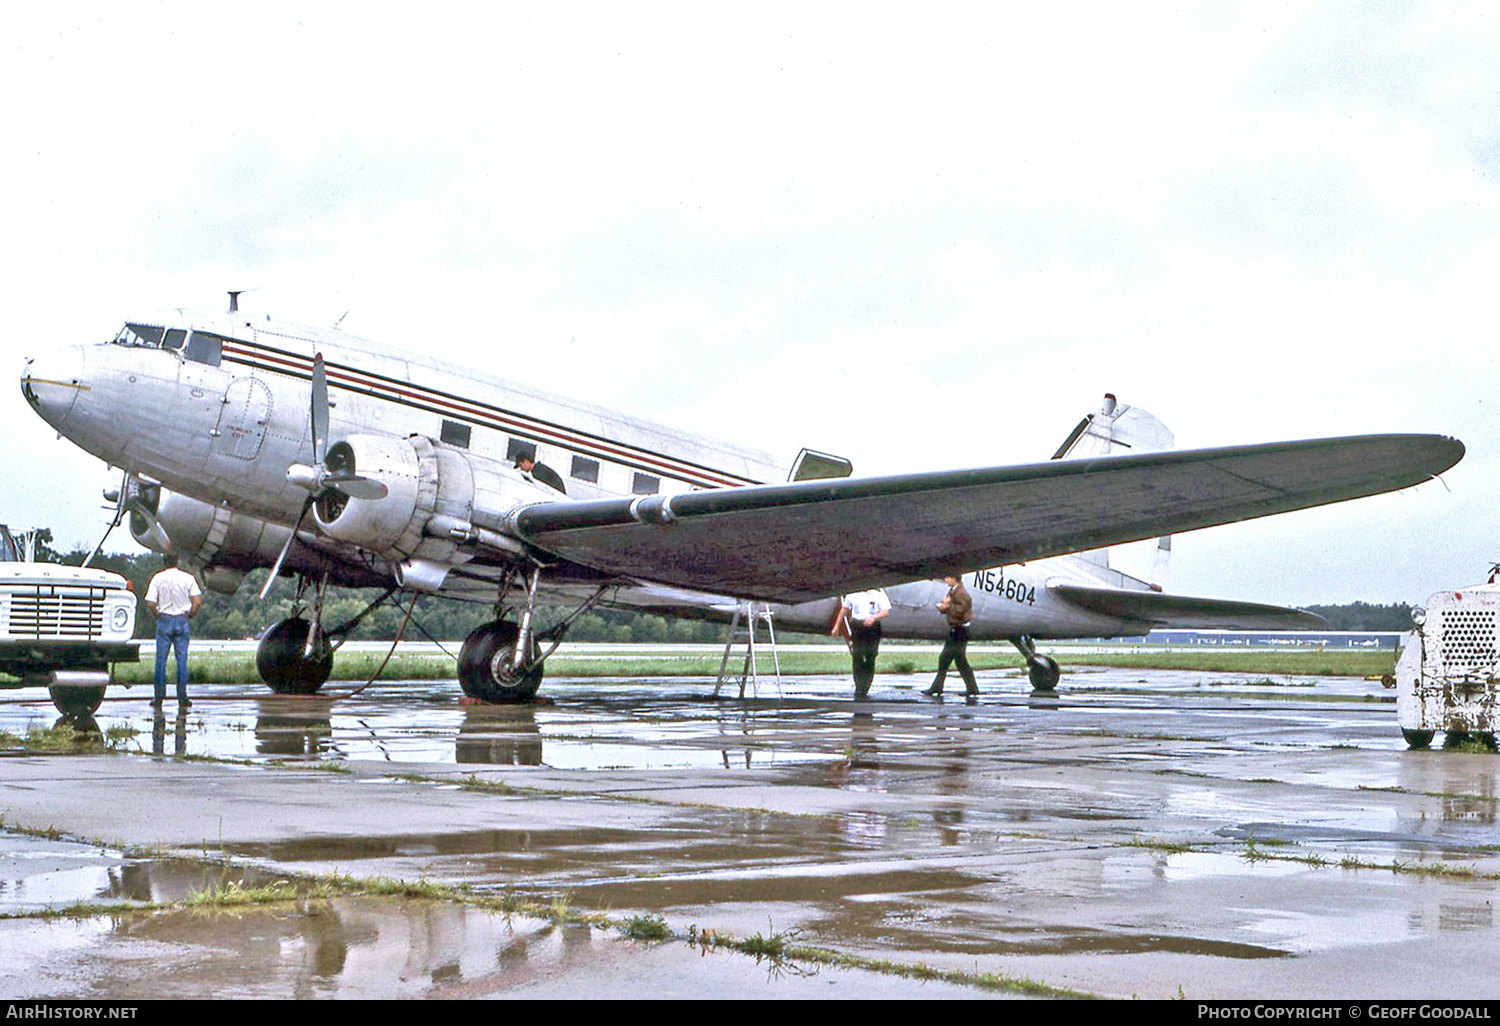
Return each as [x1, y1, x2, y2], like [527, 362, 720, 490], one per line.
[48, 683, 106, 718]
[1028, 655, 1061, 692]
[256, 617, 334, 695]
[1401, 728, 1435, 750]
[458, 621, 543, 703]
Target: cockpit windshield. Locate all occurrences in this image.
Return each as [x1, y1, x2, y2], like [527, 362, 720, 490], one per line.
[112, 323, 164, 347]
[111, 323, 222, 366]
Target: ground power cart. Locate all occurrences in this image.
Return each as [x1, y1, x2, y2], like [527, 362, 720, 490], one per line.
[1394, 579, 1500, 750]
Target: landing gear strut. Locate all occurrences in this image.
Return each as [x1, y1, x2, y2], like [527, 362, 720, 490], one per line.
[1010, 635, 1061, 691]
[456, 567, 606, 704]
[256, 575, 335, 694]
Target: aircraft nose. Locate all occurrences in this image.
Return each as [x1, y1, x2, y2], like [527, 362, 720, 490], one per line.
[21, 346, 85, 430]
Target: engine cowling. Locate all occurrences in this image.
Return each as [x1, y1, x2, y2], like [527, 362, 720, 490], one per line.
[134, 435, 554, 594]
[134, 488, 388, 594]
[132, 489, 294, 593]
[311, 433, 555, 567]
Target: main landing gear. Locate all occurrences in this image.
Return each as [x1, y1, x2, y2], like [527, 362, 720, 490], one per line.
[255, 575, 390, 695]
[458, 620, 543, 703]
[1010, 635, 1061, 692]
[457, 567, 606, 704]
[257, 616, 334, 694]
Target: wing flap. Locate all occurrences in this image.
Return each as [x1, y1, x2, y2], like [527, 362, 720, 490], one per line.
[1049, 584, 1327, 631]
[511, 434, 1462, 602]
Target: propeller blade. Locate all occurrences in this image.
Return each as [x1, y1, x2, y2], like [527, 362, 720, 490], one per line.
[84, 471, 131, 567]
[82, 519, 117, 569]
[259, 496, 315, 600]
[126, 500, 172, 553]
[311, 352, 329, 466]
[328, 474, 389, 501]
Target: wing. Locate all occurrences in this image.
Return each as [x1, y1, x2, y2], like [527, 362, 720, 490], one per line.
[511, 433, 1462, 603]
[1047, 584, 1327, 631]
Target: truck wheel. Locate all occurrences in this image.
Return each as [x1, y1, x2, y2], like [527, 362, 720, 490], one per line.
[49, 684, 106, 718]
[1401, 728, 1435, 750]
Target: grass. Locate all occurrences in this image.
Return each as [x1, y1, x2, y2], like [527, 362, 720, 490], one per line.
[688, 923, 1094, 997]
[0, 722, 139, 754]
[1127, 835, 1499, 882]
[87, 644, 1394, 685]
[619, 913, 672, 941]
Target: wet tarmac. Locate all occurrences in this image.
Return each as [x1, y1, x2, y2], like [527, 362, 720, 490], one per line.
[1, 665, 1497, 999]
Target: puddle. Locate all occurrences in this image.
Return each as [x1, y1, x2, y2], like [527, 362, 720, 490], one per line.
[5, 667, 1500, 999]
[0, 830, 290, 914]
[20, 689, 849, 770]
[0, 901, 1006, 1000]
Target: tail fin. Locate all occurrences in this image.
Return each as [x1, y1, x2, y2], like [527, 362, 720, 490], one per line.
[1052, 393, 1175, 461]
[1053, 395, 1174, 587]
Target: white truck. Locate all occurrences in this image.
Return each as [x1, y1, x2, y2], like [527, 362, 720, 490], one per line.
[0, 526, 140, 717]
[1393, 576, 1500, 750]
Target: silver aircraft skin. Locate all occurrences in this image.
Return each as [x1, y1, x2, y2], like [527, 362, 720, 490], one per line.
[20, 301, 1464, 702]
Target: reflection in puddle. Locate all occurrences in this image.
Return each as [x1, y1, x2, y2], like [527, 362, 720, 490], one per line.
[1245, 908, 1415, 953]
[6, 667, 1500, 999]
[90, 688, 850, 771]
[0, 900, 579, 999]
[1161, 850, 1312, 881]
[0, 831, 292, 914]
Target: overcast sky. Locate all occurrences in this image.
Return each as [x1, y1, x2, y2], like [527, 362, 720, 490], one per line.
[2, 2, 1496, 607]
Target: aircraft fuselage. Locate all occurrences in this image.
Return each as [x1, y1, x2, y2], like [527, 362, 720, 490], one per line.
[22, 309, 1172, 642]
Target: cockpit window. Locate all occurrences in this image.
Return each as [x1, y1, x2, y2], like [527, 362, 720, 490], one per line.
[184, 331, 224, 366]
[113, 323, 165, 347]
[111, 323, 225, 366]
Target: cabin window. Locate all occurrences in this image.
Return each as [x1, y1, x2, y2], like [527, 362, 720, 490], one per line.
[570, 456, 599, 483]
[163, 329, 187, 351]
[631, 472, 660, 495]
[506, 438, 537, 463]
[440, 420, 471, 449]
[184, 331, 224, 367]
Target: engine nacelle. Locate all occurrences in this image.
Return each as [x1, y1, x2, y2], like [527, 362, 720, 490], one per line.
[311, 434, 425, 554]
[135, 489, 296, 593]
[311, 433, 552, 568]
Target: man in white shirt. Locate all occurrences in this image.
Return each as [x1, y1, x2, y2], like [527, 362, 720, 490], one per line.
[833, 588, 891, 699]
[145, 554, 203, 708]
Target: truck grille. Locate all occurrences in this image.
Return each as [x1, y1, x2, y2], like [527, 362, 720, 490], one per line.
[1434, 608, 1499, 675]
[4, 586, 109, 639]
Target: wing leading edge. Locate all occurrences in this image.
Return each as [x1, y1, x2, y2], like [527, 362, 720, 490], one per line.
[510, 433, 1463, 603]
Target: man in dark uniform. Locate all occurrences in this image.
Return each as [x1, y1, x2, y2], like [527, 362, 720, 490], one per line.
[516, 453, 566, 494]
[923, 574, 978, 697]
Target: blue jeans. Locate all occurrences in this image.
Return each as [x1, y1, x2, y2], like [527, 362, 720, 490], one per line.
[154, 615, 191, 702]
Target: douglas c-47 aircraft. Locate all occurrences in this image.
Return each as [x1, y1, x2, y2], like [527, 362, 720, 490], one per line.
[20, 297, 1464, 710]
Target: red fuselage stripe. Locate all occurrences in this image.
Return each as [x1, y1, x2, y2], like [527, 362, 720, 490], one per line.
[219, 340, 763, 490]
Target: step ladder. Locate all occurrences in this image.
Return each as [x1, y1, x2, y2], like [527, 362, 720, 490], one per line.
[713, 601, 782, 698]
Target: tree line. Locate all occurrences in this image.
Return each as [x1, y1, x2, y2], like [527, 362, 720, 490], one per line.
[51, 544, 735, 644]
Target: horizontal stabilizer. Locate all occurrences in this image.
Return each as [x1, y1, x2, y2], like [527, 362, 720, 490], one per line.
[512, 433, 1463, 603]
[1049, 584, 1327, 631]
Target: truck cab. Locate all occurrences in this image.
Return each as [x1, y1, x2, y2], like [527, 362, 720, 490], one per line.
[0, 526, 140, 717]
